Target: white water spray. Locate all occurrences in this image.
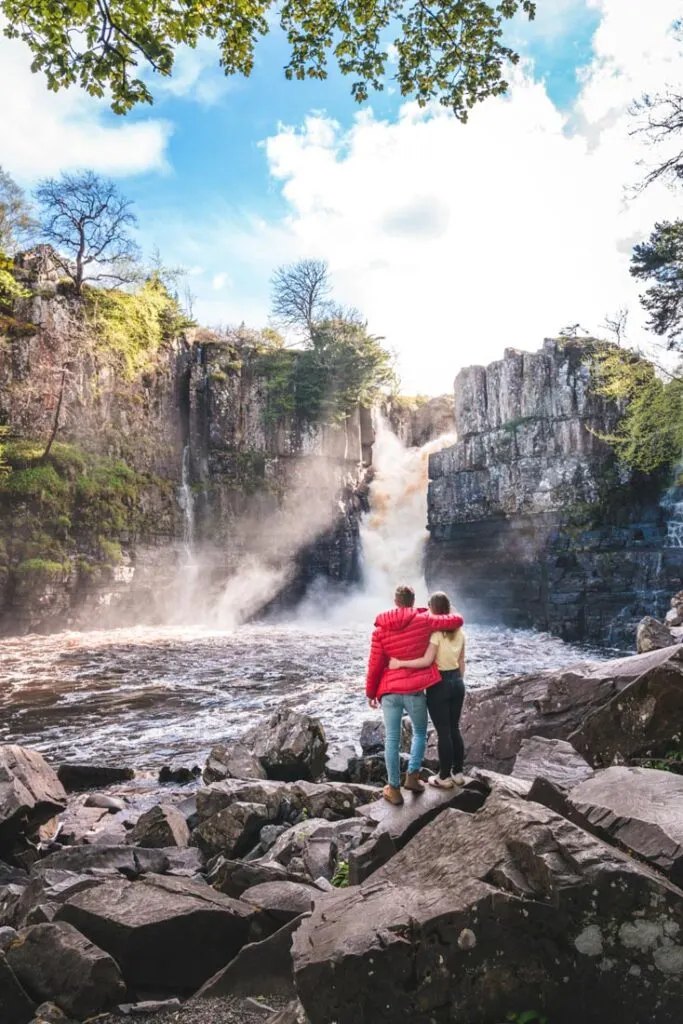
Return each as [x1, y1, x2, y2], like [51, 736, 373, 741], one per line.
[178, 444, 195, 555]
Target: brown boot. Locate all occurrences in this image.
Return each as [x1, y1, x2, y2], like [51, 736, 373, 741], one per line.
[403, 771, 425, 794]
[382, 784, 404, 806]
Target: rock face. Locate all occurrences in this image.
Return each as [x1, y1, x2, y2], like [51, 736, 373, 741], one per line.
[293, 790, 683, 1024]
[426, 338, 683, 646]
[0, 950, 35, 1024]
[462, 643, 683, 773]
[0, 747, 67, 852]
[242, 710, 327, 782]
[6, 921, 125, 1018]
[512, 736, 594, 791]
[565, 766, 683, 886]
[56, 873, 254, 991]
[126, 804, 190, 849]
[637, 615, 677, 653]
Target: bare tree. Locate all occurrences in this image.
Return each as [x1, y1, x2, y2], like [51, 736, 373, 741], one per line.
[559, 323, 591, 339]
[600, 306, 629, 346]
[35, 171, 140, 293]
[630, 88, 683, 193]
[271, 258, 332, 339]
[41, 364, 70, 461]
[0, 166, 36, 253]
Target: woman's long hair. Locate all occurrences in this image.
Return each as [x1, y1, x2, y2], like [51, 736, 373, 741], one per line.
[428, 591, 458, 639]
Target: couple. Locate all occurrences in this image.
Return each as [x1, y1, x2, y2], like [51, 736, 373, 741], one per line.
[365, 584, 466, 805]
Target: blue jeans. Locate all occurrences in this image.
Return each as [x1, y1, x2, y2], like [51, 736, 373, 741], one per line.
[381, 692, 428, 788]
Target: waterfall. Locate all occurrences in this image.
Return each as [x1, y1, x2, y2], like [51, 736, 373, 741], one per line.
[179, 443, 195, 555]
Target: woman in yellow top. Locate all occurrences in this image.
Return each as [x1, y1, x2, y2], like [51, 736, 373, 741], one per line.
[389, 591, 466, 789]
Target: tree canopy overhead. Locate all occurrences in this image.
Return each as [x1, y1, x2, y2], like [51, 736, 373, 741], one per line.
[1, 0, 535, 119]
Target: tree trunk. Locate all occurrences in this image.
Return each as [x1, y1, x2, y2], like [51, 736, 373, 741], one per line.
[41, 366, 67, 461]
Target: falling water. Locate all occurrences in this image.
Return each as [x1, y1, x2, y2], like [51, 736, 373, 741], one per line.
[178, 444, 195, 555]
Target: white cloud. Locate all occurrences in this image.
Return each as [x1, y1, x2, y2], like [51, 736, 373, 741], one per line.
[152, 39, 232, 106]
[0, 31, 171, 182]
[211, 272, 232, 290]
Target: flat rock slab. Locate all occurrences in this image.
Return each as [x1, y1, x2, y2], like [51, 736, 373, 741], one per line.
[566, 766, 683, 886]
[56, 872, 254, 992]
[512, 736, 594, 791]
[57, 764, 134, 792]
[33, 845, 168, 878]
[241, 882, 319, 925]
[293, 790, 683, 1024]
[6, 921, 125, 1018]
[355, 779, 486, 850]
[195, 916, 304, 1001]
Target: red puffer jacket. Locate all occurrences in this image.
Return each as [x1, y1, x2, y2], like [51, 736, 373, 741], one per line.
[365, 606, 465, 701]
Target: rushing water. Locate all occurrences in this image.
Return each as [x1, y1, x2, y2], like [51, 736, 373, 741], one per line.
[0, 419, 613, 771]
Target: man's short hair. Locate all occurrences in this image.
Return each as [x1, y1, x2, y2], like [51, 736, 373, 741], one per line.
[394, 584, 415, 608]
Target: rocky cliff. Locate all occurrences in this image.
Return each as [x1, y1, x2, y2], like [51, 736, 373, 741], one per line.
[426, 339, 683, 646]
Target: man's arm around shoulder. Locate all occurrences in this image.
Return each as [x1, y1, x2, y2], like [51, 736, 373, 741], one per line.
[365, 627, 387, 703]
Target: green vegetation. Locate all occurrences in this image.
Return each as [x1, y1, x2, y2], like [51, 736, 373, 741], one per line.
[639, 748, 683, 774]
[506, 1013, 547, 1024]
[630, 220, 683, 350]
[331, 860, 349, 888]
[0, 439, 173, 583]
[591, 346, 683, 477]
[85, 275, 192, 377]
[1, 0, 535, 120]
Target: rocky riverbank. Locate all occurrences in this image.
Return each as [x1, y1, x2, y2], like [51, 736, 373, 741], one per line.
[1, 644, 683, 1023]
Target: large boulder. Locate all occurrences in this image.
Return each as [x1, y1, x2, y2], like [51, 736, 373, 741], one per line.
[243, 710, 327, 782]
[56, 872, 254, 992]
[31, 844, 168, 879]
[241, 881, 319, 927]
[463, 645, 683, 772]
[0, 748, 67, 851]
[195, 916, 303, 1001]
[292, 790, 683, 1024]
[56, 764, 134, 793]
[126, 804, 190, 849]
[15, 870, 101, 928]
[203, 743, 267, 784]
[210, 858, 310, 899]
[6, 922, 125, 1018]
[512, 736, 594, 791]
[636, 616, 676, 654]
[562, 766, 683, 886]
[191, 801, 269, 859]
[0, 950, 35, 1024]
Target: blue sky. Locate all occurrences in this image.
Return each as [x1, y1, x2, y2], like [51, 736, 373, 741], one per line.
[1, 0, 681, 392]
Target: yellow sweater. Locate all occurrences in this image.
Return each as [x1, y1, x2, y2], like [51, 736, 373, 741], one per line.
[429, 629, 465, 671]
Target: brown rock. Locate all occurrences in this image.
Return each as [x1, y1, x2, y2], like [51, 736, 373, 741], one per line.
[243, 709, 327, 783]
[637, 616, 676, 653]
[56, 872, 254, 992]
[191, 801, 269, 859]
[126, 804, 190, 849]
[203, 743, 267, 784]
[56, 764, 134, 793]
[0, 950, 35, 1024]
[209, 858, 309, 899]
[293, 791, 683, 1024]
[241, 881, 318, 926]
[195, 916, 303, 1001]
[6, 921, 125, 1018]
[0, 747, 67, 849]
[512, 736, 593, 791]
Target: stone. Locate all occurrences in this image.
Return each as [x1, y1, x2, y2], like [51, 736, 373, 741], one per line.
[195, 781, 285, 824]
[469, 768, 533, 798]
[16, 870, 101, 927]
[265, 999, 309, 1024]
[0, 861, 27, 886]
[0, 884, 27, 928]
[30, 1002, 69, 1023]
[83, 793, 127, 812]
[127, 804, 190, 849]
[293, 790, 683, 1024]
[243, 709, 327, 783]
[637, 616, 677, 653]
[118, 999, 181, 1015]
[462, 644, 683, 773]
[0, 950, 35, 1024]
[0, 924, 19, 950]
[512, 735, 594, 791]
[347, 754, 387, 785]
[324, 747, 355, 783]
[158, 765, 201, 785]
[195, 917, 303, 1001]
[163, 846, 205, 877]
[24, 906, 56, 926]
[260, 824, 288, 851]
[203, 743, 267, 784]
[191, 801, 269, 859]
[347, 831, 396, 885]
[564, 766, 683, 886]
[241, 881, 318, 926]
[56, 872, 254, 992]
[6, 921, 125, 1018]
[0, 747, 67, 849]
[359, 717, 412, 756]
[210, 859, 309, 899]
[33, 845, 168, 878]
[56, 764, 134, 792]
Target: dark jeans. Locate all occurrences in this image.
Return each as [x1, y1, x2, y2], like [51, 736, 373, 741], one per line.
[427, 669, 465, 777]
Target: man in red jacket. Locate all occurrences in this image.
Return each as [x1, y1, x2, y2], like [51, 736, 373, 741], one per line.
[365, 583, 464, 805]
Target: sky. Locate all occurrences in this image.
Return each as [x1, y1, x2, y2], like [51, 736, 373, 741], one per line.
[0, 0, 682, 394]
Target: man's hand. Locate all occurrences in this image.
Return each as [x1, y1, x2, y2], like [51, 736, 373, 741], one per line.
[367, 698, 379, 709]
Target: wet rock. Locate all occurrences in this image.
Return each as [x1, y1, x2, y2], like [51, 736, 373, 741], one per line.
[83, 794, 127, 812]
[243, 709, 327, 783]
[210, 859, 309, 899]
[241, 882, 319, 927]
[192, 801, 269, 859]
[203, 743, 267, 784]
[158, 765, 201, 785]
[56, 873, 254, 992]
[463, 645, 683, 773]
[0, 924, 19, 950]
[7, 921, 125, 1018]
[0, 950, 36, 1024]
[127, 804, 190, 849]
[56, 765, 134, 793]
[359, 717, 411, 756]
[636, 616, 676, 653]
[324, 747, 355, 783]
[196, 916, 303, 1001]
[563, 766, 683, 886]
[293, 790, 683, 1024]
[0, 747, 67, 851]
[33, 845, 168, 879]
[512, 736, 594, 791]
